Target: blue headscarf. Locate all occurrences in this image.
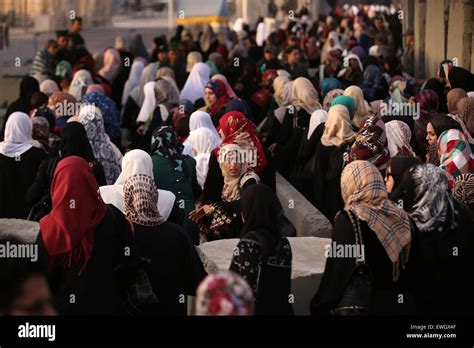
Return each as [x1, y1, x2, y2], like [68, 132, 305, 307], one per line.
[321, 77, 342, 99]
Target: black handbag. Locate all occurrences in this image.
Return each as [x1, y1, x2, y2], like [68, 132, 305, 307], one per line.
[27, 157, 59, 222]
[330, 209, 373, 315]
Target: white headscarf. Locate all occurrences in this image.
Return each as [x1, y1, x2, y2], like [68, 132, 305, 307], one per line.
[180, 62, 211, 103]
[186, 128, 221, 188]
[121, 59, 145, 106]
[186, 51, 203, 73]
[69, 69, 93, 101]
[130, 62, 159, 106]
[345, 53, 363, 72]
[321, 31, 343, 63]
[98, 48, 122, 83]
[0, 112, 33, 158]
[385, 120, 416, 158]
[183, 111, 221, 156]
[308, 110, 328, 140]
[136, 81, 156, 123]
[40, 79, 59, 97]
[256, 22, 267, 47]
[99, 149, 176, 220]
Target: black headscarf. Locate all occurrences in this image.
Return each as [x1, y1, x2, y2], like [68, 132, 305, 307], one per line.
[129, 33, 149, 61]
[20, 76, 40, 101]
[241, 184, 282, 240]
[429, 114, 463, 138]
[448, 67, 474, 92]
[60, 122, 95, 162]
[388, 156, 422, 202]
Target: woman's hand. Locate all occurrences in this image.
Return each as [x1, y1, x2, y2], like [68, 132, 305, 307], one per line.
[201, 205, 215, 216]
[189, 207, 206, 222]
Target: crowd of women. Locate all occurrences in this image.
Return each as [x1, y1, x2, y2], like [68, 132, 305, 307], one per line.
[0, 3, 473, 316]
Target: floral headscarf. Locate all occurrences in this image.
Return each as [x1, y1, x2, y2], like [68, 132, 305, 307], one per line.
[82, 92, 121, 140]
[196, 271, 254, 316]
[347, 115, 390, 171]
[151, 126, 186, 172]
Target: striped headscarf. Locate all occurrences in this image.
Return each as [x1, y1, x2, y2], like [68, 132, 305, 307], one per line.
[452, 173, 474, 206]
[341, 160, 412, 281]
[347, 116, 391, 171]
[438, 129, 474, 188]
[124, 174, 165, 227]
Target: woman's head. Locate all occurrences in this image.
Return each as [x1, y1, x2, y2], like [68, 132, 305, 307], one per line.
[426, 114, 462, 145]
[447, 88, 468, 114]
[204, 79, 227, 108]
[219, 143, 246, 179]
[385, 156, 422, 194]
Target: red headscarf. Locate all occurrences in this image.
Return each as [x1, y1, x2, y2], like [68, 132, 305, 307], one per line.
[40, 156, 107, 274]
[215, 111, 268, 174]
[206, 79, 231, 119]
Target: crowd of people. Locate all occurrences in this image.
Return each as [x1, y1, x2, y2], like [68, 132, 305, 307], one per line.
[1, 3, 473, 316]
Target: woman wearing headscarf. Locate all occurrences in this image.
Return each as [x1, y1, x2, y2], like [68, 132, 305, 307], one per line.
[344, 85, 369, 128]
[1, 76, 39, 141]
[37, 156, 139, 315]
[123, 173, 207, 315]
[322, 88, 344, 111]
[40, 80, 59, 97]
[338, 54, 364, 88]
[396, 164, 474, 315]
[199, 112, 271, 208]
[190, 143, 260, 241]
[150, 126, 201, 244]
[78, 105, 121, 185]
[415, 89, 439, 158]
[447, 66, 474, 92]
[385, 156, 422, 202]
[186, 51, 203, 75]
[0, 112, 46, 218]
[55, 60, 73, 80]
[186, 128, 222, 189]
[27, 121, 107, 211]
[205, 79, 232, 126]
[128, 33, 149, 61]
[82, 91, 121, 148]
[438, 129, 474, 188]
[85, 84, 105, 95]
[99, 149, 176, 221]
[47, 91, 77, 134]
[273, 77, 322, 177]
[212, 74, 237, 99]
[346, 115, 391, 173]
[422, 77, 448, 113]
[69, 69, 93, 101]
[182, 110, 221, 157]
[196, 271, 254, 316]
[121, 59, 145, 110]
[199, 25, 218, 58]
[321, 77, 342, 101]
[137, 78, 180, 151]
[453, 173, 474, 211]
[447, 88, 468, 115]
[425, 114, 463, 165]
[229, 184, 293, 315]
[331, 95, 356, 120]
[360, 62, 388, 102]
[311, 161, 415, 316]
[313, 105, 356, 220]
[320, 31, 343, 67]
[457, 97, 474, 140]
[31, 116, 52, 154]
[385, 120, 416, 158]
[98, 48, 122, 85]
[180, 62, 211, 105]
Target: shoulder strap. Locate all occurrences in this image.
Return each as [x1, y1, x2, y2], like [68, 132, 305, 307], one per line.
[344, 208, 365, 264]
[46, 157, 59, 192]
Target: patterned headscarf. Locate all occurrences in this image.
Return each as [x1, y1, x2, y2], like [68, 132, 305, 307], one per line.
[438, 129, 474, 188]
[385, 120, 416, 158]
[401, 164, 456, 233]
[81, 92, 121, 140]
[205, 79, 231, 118]
[55, 60, 73, 79]
[31, 116, 50, 152]
[151, 126, 186, 172]
[196, 271, 254, 316]
[124, 174, 164, 227]
[217, 111, 267, 174]
[452, 173, 474, 206]
[347, 116, 390, 171]
[323, 89, 344, 111]
[341, 160, 412, 281]
[78, 105, 121, 184]
[426, 143, 440, 166]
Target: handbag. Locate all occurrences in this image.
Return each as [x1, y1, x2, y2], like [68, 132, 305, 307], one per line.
[27, 157, 59, 221]
[330, 209, 373, 315]
[122, 218, 160, 315]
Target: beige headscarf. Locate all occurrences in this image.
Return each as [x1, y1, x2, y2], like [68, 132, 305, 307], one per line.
[344, 85, 369, 128]
[291, 77, 322, 115]
[186, 51, 203, 73]
[341, 160, 412, 281]
[320, 104, 356, 147]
